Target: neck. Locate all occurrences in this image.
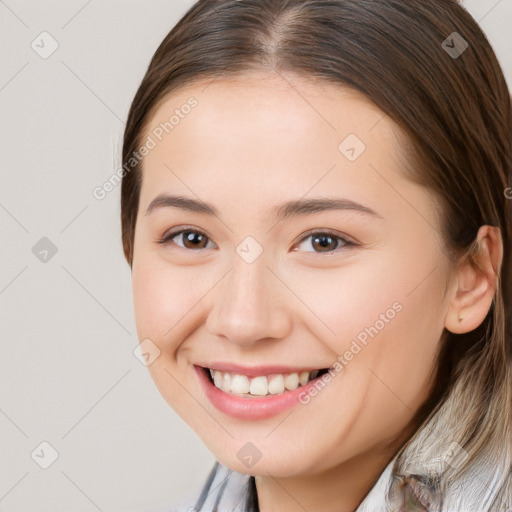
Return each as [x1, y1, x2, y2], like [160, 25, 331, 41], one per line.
[254, 449, 397, 512]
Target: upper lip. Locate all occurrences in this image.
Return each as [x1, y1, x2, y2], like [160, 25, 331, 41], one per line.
[197, 362, 330, 377]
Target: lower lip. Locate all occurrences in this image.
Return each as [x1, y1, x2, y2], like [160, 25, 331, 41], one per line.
[195, 365, 330, 420]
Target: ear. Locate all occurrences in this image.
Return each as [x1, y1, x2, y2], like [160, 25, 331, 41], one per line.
[444, 225, 503, 334]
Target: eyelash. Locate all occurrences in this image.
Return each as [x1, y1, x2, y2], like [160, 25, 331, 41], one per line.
[156, 226, 357, 254]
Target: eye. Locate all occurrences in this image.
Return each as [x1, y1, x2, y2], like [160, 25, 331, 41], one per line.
[292, 230, 356, 254]
[156, 227, 356, 254]
[157, 227, 216, 250]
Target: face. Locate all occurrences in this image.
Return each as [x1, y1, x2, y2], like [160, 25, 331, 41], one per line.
[131, 72, 453, 477]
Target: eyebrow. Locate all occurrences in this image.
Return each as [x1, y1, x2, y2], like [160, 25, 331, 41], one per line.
[144, 194, 382, 220]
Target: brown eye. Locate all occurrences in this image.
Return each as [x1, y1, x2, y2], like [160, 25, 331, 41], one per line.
[158, 229, 216, 250]
[294, 230, 355, 254]
[180, 231, 209, 249]
[311, 233, 338, 252]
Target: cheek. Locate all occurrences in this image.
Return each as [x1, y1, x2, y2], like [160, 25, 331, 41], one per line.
[131, 251, 221, 352]
[286, 252, 445, 385]
[131, 255, 205, 412]
[283, 258, 405, 346]
[132, 259, 165, 341]
[131, 255, 190, 347]
[293, 263, 445, 454]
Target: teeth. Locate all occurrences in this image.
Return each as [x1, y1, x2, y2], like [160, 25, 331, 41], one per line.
[212, 370, 223, 388]
[231, 374, 250, 394]
[284, 372, 299, 390]
[298, 371, 309, 386]
[222, 372, 232, 393]
[249, 376, 268, 396]
[268, 374, 284, 394]
[208, 368, 324, 397]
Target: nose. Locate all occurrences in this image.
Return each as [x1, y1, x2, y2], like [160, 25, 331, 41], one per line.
[205, 255, 292, 347]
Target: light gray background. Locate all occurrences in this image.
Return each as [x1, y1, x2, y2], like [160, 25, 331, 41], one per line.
[1, 1, 510, 511]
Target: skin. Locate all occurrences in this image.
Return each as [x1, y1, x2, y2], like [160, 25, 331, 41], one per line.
[130, 72, 502, 512]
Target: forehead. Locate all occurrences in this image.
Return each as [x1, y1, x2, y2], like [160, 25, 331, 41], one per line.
[137, 72, 427, 224]
[143, 72, 400, 150]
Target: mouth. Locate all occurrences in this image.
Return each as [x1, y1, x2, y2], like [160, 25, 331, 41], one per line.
[195, 363, 340, 420]
[200, 365, 331, 398]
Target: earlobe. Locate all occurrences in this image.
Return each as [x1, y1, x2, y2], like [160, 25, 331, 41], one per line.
[444, 225, 502, 335]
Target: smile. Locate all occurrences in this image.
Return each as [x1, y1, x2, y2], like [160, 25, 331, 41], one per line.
[195, 364, 335, 420]
[205, 367, 329, 397]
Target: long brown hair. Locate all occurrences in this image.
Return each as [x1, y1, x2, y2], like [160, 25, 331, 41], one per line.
[120, 1, 511, 509]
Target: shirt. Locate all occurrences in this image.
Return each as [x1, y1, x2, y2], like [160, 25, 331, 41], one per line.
[170, 456, 397, 512]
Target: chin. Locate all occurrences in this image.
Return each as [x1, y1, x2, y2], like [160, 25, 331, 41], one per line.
[211, 440, 325, 478]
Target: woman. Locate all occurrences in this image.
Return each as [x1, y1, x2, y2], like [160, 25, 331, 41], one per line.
[121, 0, 511, 510]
